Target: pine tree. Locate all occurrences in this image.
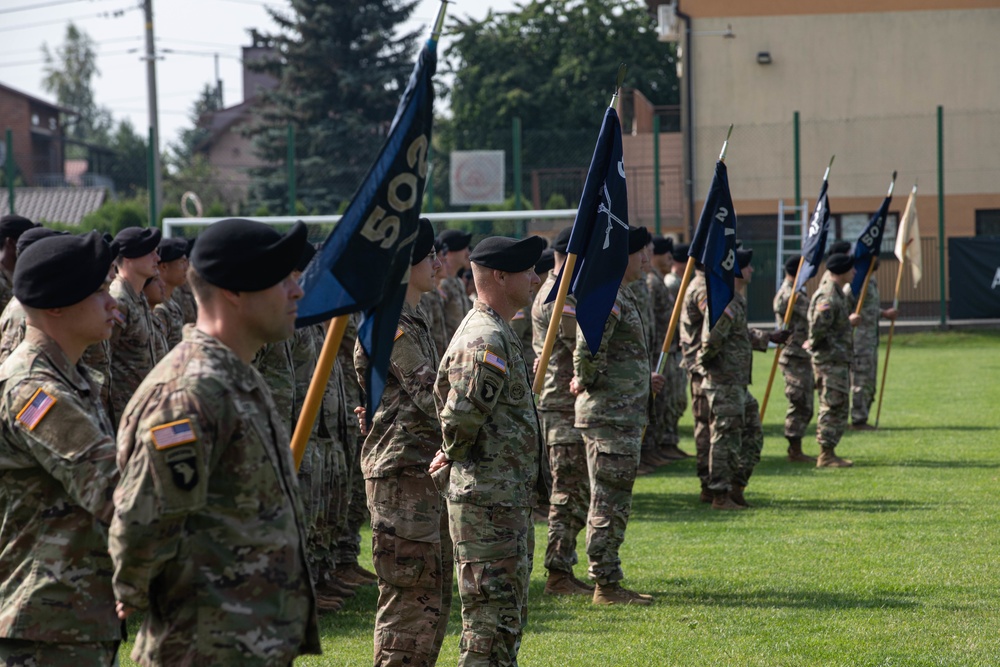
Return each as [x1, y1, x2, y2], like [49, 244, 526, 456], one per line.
[245, 0, 420, 214]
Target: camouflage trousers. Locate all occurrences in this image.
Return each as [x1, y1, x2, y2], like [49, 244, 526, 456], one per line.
[815, 362, 850, 450]
[580, 424, 642, 585]
[703, 382, 763, 493]
[448, 502, 533, 667]
[662, 351, 688, 447]
[335, 434, 369, 567]
[850, 337, 878, 424]
[780, 354, 815, 439]
[689, 373, 711, 489]
[367, 473, 453, 667]
[0, 639, 120, 667]
[539, 410, 589, 574]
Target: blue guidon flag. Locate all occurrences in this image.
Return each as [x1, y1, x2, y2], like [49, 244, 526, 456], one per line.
[689, 160, 738, 330]
[547, 106, 629, 355]
[795, 178, 832, 291]
[850, 192, 892, 297]
[295, 33, 437, 418]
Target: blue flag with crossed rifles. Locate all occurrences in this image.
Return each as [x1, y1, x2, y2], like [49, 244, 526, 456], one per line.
[296, 36, 436, 418]
[689, 160, 738, 330]
[795, 178, 831, 291]
[850, 192, 892, 297]
[546, 106, 629, 355]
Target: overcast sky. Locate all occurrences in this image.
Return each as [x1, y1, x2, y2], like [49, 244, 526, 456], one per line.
[0, 0, 518, 149]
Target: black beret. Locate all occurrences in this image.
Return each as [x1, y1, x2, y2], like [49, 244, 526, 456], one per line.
[157, 237, 188, 264]
[114, 226, 162, 259]
[671, 242, 690, 263]
[433, 238, 447, 254]
[552, 226, 572, 254]
[438, 228, 472, 252]
[652, 236, 673, 256]
[470, 235, 545, 272]
[534, 248, 555, 275]
[828, 240, 852, 256]
[0, 215, 35, 240]
[191, 218, 308, 292]
[411, 218, 435, 266]
[736, 248, 754, 270]
[16, 227, 66, 257]
[14, 231, 112, 309]
[295, 242, 316, 273]
[826, 252, 855, 275]
[628, 226, 651, 255]
[784, 255, 801, 276]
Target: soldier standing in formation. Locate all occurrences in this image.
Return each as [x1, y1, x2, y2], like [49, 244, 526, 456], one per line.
[429, 235, 545, 667]
[661, 242, 691, 461]
[0, 215, 35, 314]
[154, 237, 189, 349]
[846, 257, 897, 431]
[808, 251, 861, 468]
[570, 226, 661, 605]
[437, 229, 473, 339]
[0, 232, 121, 666]
[773, 256, 818, 463]
[111, 219, 320, 666]
[679, 257, 714, 502]
[419, 238, 451, 358]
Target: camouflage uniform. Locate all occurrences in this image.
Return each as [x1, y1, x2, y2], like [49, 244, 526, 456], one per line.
[808, 272, 853, 452]
[253, 339, 296, 429]
[172, 282, 198, 324]
[149, 303, 170, 361]
[510, 307, 535, 387]
[337, 314, 367, 570]
[109, 276, 157, 420]
[155, 298, 185, 350]
[698, 293, 769, 493]
[111, 327, 320, 666]
[662, 271, 688, 447]
[434, 300, 543, 667]
[574, 285, 650, 585]
[289, 325, 325, 578]
[773, 276, 814, 438]
[440, 275, 470, 340]
[679, 271, 711, 489]
[0, 270, 12, 316]
[0, 297, 26, 366]
[847, 276, 880, 425]
[81, 341, 114, 425]
[531, 275, 588, 576]
[356, 301, 452, 667]
[419, 288, 450, 358]
[0, 327, 120, 663]
[643, 266, 672, 453]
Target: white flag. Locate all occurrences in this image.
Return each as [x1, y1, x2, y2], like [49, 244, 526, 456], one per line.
[894, 187, 922, 287]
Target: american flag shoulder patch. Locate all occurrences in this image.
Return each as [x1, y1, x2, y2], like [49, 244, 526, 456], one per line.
[150, 419, 197, 450]
[482, 350, 507, 373]
[511, 309, 526, 321]
[562, 305, 577, 317]
[113, 310, 126, 326]
[724, 305, 735, 319]
[611, 304, 621, 317]
[817, 301, 831, 312]
[394, 327, 405, 341]
[698, 297, 708, 310]
[17, 388, 56, 431]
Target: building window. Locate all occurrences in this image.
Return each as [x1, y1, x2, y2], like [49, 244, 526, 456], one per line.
[48, 117, 57, 130]
[31, 114, 39, 126]
[975, 209, 1000, 236]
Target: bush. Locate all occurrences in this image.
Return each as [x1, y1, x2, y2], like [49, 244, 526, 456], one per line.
[78, 198, 149, 235]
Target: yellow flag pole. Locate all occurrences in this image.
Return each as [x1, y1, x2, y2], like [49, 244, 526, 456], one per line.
[759, 256, 805, 419]
[290, 315, 349, 470]
[533, 253, 577, 395]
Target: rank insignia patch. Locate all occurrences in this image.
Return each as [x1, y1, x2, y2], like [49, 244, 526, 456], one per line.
[17, 388, 56, 431]
[150, 419, 197, 450]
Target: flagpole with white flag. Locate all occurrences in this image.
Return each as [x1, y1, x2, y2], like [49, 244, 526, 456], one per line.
[875, 183, 920, 427]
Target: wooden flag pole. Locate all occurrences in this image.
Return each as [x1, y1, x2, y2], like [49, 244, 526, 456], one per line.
[874, 249, 906, 428]
[532, 252, 577, 395]
[290, 315, 349, 470]
[759, 256, 805, 419]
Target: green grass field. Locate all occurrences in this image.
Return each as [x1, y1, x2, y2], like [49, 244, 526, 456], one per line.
[121, 329, 1000, 666]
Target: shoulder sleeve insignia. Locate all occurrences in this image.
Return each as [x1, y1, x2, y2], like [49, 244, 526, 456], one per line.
[482, 350, 507, 373]
[113, 309, 126, 326]
[150, 419, 197, 450]
[724, 305, 735, 319]
[562, 304, 577, 317]
[698, 297, 708, 311]
[394, 326, 405, 341]
[17, 388, 56, 431]
[611, 304, 621, 318]
[817, 301, 831, 312]
[511, 309, 526, 321]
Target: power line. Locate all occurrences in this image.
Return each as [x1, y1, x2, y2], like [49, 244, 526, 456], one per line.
[0, 0, 114, 15]
[0, 48, 140, 68]
[0, 4, 139, 33]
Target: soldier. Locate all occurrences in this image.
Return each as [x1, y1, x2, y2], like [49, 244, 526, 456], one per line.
[661, 241, 691, 461]
[0, 214, 35, 314]
[428, 235, 546, 667]
[846, 257, 897, 430]
[155, 237, 189, 349]
[773, 256, 818, 462]
[142, 275, 170, 360]
[639, 236, 675, 471]
[437, 229, 473, 339]
[109, 226, 161, 420]
[678, 250, 714, 502]
[419, 238, 451, 358]
[172, 238, 199, 325]
[808, 252, 861, 468]
[352, 219, 452, 667]
[0, 232, 120, 666]
[531, 227, 591, 597]
[571, 226, 662, 605]
[699, 248, 789, 510]
[110, 218, 320, 666]
[512, 247, 552, 389]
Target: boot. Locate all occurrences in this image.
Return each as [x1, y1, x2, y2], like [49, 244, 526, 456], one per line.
[786, 437, 816, 463]
[572, 573, 595, 592]
[336, 563, 378, 586]
[711, 491, 745, 511]
[593, 582, 654, 606]
[816, 447, 854, 468]
[699, 487, 714, 504]
[315, 593, 344, 613]
[661, 444, 693, 460]
[640, 449, 668, 468]
[729, 485, 750, 508]
[318, 577, 357, 599]
[850, 421, 877, 432]
[545, 570, 593, 596]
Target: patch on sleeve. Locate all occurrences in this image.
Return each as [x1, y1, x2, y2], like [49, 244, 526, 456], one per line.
[698, 297, 708, 311]
[113, 309, 126, 326]
[17, 388, 56, 431]
[511, 309, 526, 321]
[165, 447, 199, 491]
[817, 301, 831, 312]
[611, 303, 621, 318]
[724, 305, 735, 319]
[394, 326, 405, 341]
[562, 304, 577, 318]
[150, 419, 197, 450]
[482, 350, 507, 373]
[468, 363, 504, 413]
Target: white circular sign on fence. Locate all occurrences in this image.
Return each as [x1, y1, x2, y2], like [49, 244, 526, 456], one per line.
[450, 150, 505, 206]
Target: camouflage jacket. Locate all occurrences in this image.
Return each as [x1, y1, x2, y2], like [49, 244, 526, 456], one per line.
[156, 297, 185, 350]
[339, 313, 364, 424]
[356, 301, 441, 478]
[847, 275, 880, 348]
[773, 277, 811, 360]
[253, 339, 296, 433]
[441, 275, 470, 339]
[574, 282, 651, 427]
[0, 326, 119, 642]
[418, 288, 450, 358]
[510, 307, 535, 382]
[628, 277, 656, 357]
[434, 300, 542, 507]
[663, 270, 682, 352]
[109, 276, 158, 419]
[809, 271, 853, 365]
[679, 271, 707, 374]
[0, 297, 25, 366]
[150, 304, 170, 362]
[110, 327, 320, 665]
[0, 269, 12, 317]
[646, 267, 671, 364]
[82, 340, 114, 425]
[172, 282, 198, 324]
[699, 292, 770, 386]
[531, 274, 578, 413]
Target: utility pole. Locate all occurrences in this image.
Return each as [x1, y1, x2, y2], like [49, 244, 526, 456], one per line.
[143, 0, 162, 225]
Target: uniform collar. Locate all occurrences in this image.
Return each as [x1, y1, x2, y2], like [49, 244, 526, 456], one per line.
[184, 326, 261, 392]
[23, 325, 92, 393]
